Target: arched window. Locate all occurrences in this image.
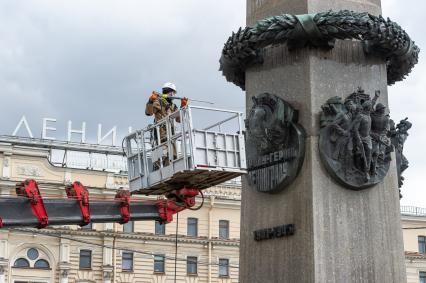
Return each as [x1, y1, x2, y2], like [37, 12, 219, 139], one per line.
[13, 258, 30, 268]
[12, 248, 51, 270]
[34, 259, 50, 269]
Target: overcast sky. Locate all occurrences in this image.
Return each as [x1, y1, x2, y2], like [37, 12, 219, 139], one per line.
[0, 0, 424, 207]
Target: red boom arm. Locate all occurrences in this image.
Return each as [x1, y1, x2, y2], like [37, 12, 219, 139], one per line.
[0, 179, 200, 228]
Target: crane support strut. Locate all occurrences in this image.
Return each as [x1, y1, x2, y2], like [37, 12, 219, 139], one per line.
[115, 189, 131, 224]
[15, 179, 49, 228]
[65, 181, 91, 226]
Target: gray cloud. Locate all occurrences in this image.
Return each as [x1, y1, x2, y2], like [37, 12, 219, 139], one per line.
[0, 0, 246, 139]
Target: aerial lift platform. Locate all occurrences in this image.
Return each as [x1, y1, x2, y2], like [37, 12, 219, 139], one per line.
[125, 105, 246, 194]
[0, 105, 247, 228]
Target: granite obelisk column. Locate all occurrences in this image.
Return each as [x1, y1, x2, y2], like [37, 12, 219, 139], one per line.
[239, 0, 407, 282]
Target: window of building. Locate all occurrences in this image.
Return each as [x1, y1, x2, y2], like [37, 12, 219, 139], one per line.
[13, 248, 51, 270]
[187, 256, 197, 275]
[187, 218, 198, 237]
[27, 248, 39, 260]
[123, 221, 134, 233]
[419, 236, 426, 253]
[219, 258, 229, 277]
[219, 220, 229, 239]
[122, 252, 133, 271]
[155, 220, 165, 235]
[154, 254, 165, 273]
[34, 259, 50, 269]
[79, 250, 92, 269]
[13, 258, 30, 268]
[420, 271, 426, 283]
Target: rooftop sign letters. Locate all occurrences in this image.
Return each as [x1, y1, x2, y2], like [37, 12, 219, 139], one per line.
[12, 115, 133, 146]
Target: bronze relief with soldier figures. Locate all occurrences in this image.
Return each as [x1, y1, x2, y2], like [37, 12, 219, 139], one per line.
[319, 88, 411, 190]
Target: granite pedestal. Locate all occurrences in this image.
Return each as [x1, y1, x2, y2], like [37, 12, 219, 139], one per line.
[239, 1, 407, 282]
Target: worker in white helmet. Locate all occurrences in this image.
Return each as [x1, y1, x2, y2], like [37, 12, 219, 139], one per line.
[145, 82, 188, 123]
[145, 82, 188, 167]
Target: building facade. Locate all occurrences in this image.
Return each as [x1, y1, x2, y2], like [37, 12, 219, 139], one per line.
[0, 137, 240, 283]
[402, 206, 426, 283]
[0, 137, 425, 283]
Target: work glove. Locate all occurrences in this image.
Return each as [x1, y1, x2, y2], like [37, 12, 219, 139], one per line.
[180, 97, 188, 108]
[149, 91, 159, 102]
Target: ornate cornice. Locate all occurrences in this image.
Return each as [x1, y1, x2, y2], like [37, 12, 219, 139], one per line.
[17, 228, 240, 247]
[405, 251, 426, 260]
[204, 186, 241, 200]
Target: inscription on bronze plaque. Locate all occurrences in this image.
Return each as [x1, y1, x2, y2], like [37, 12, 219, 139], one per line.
[245, 93, 305, 193]
[254, 224, 295, 241]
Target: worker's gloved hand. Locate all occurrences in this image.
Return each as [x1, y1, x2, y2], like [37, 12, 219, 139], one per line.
[149, 91, 159, 102]
[180, 97, 188, 108]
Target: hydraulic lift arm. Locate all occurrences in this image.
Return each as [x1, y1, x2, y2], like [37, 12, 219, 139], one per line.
[0, 105, 245, 229]
[0, 179, 200, 229]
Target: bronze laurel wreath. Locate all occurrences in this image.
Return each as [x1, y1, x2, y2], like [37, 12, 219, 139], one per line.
[219, 10, 420, 90]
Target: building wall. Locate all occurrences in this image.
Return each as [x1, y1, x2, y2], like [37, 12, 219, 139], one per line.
[0, 215, 240, 283]
[0, 143, 241, 283]
[402, 217, 426, 252]
[402, 214, 426, 283]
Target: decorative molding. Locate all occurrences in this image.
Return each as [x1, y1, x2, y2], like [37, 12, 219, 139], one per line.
[21, 228, 240, 247]
[2, 157, 11, 179]
[16, 164, 43, 177]
[185, 276, 199, 283]
[0, 259, 8, 276]
[405, 251, 426, 260]
[118, 272, 135, 283]
[220, 10, 419, 90]
[150, 274, 167, 283]
[103, 271, 113, 280]
[76, 269, 94, 281]
[0, 240, 8, 258]
[203, 186, 241, 200]
[60, 269, 69, 277]
[105, 173, 116, 189]
[64, 171, 72, 183]
[104, 174, 129, 190]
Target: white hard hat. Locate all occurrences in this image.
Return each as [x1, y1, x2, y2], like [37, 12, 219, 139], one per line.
[162, 82, 177, 92]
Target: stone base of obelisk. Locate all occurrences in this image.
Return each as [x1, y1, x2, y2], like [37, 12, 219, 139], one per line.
[239, 2, 407, 281]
